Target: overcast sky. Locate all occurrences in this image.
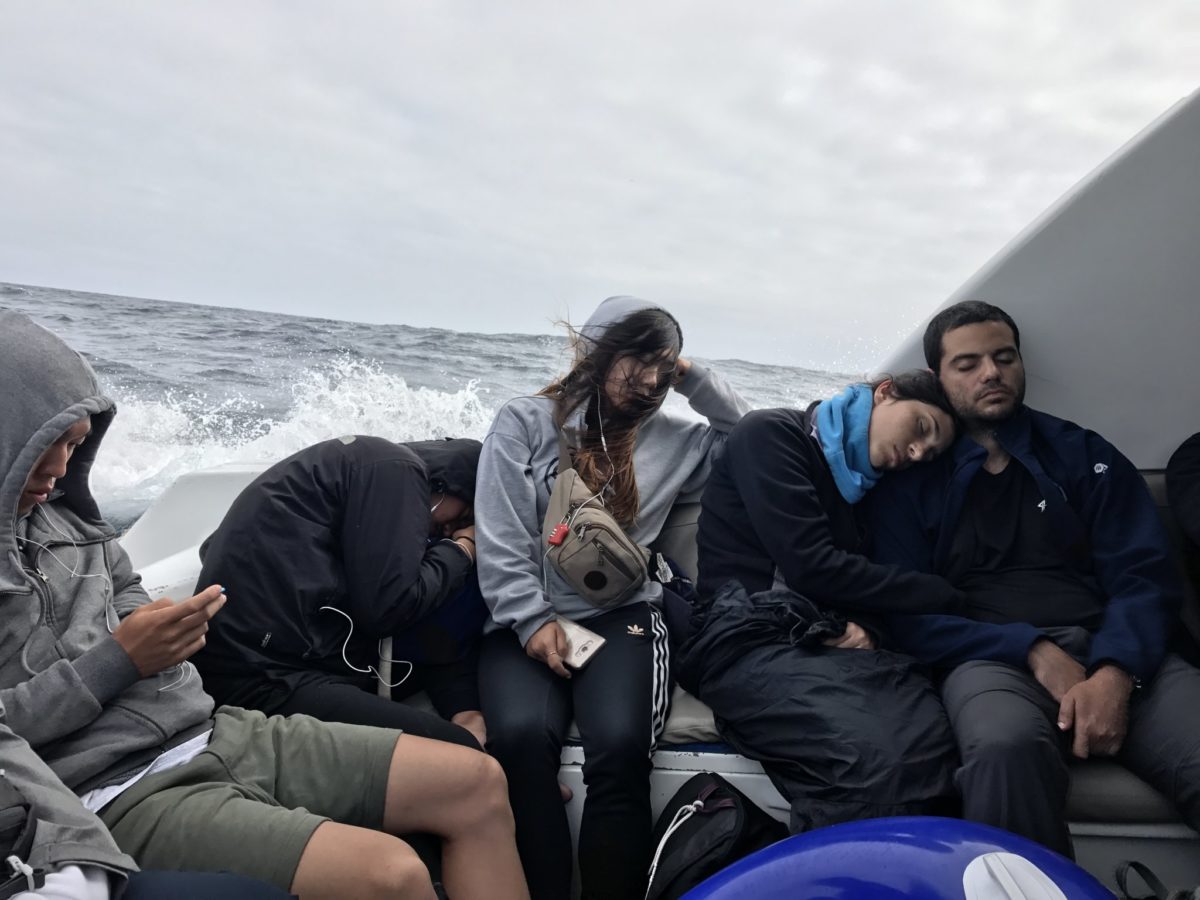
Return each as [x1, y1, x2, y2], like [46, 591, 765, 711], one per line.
[2, 2, 1197, 369]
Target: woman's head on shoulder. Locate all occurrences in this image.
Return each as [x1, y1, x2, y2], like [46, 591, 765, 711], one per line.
[866, 369, 958, 471]
[550, 296, 683, 421]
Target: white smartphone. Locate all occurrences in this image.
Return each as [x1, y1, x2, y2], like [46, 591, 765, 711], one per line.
[555, 616, 607, 669]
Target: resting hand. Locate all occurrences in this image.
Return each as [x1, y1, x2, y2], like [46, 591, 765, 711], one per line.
[526, 621, 571, 678]
[822, 621, 875, 650]
[450, 524, 476, 562]
[1058, 665, 1133, 758]
[114, 585, 226, 677]
[672, 357, 692, 387]
[1028, 639, 1086, 702]
[451, 710, 488, 748]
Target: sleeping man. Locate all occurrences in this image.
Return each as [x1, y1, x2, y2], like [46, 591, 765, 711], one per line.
[865, 300, 1200, 856]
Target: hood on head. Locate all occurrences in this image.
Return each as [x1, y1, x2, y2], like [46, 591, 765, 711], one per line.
[405, 438, 483, 506]
[0, 311, 116, 592]
[577, 296, 668, 354]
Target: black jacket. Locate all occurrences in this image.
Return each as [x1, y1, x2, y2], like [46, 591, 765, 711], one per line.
[676, 581, 956, 832]
[193, 435, 481, 715]
[1168, 432, 1200, 550]
[696, 406, 960, 617]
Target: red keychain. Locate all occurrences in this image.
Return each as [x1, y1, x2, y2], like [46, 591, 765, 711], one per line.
[548, 522, 569, 546]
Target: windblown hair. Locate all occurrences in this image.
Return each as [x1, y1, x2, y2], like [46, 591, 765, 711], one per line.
[539, 308, 683, 526]
[923, 300, 1021, 371]
[869, 369, 957, 422]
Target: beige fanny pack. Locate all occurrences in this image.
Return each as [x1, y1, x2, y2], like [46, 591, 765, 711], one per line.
[542, 434, 651, 608]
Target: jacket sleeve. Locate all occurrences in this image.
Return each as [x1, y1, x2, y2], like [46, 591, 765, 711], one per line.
[0, 721, 136, 882]
[865, 465, 1044, 666]
[727, 410, 960, 613]
[1079, 433, 1179, 682]
[475, 409, 557, 648]
[0, 542, 141, 749]
[1167, 432, 1200, 548]
[340, 455, 473, 637]
[672, 364, 751, 499]
[109, 539, 153, 618]
[882, 614, 1044, 667]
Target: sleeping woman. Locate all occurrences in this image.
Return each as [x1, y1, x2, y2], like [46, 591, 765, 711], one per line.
[680, 371, 965, 832]
[474, 296, 749, 900]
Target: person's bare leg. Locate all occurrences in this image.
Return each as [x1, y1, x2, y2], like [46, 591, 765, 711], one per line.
[291, 821, 437, 900]
[382, 734, 529, 900]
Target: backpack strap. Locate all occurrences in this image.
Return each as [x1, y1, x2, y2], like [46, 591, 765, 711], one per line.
[557, 432, 573, 474]
[1115, 861, 1171, 899]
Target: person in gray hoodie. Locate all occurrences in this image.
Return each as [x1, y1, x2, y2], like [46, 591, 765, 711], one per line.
[0, 310, 530, 900]
[475, 296, 750, 900]
[0, 720, 293, 899]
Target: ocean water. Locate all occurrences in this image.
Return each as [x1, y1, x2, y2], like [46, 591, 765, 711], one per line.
[1, 282, 855, 530]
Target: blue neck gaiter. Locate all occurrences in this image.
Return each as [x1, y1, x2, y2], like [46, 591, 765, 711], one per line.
[815, 384, 881, 505]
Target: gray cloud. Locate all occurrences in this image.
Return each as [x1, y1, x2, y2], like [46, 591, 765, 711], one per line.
[1, 1, 1197, 368]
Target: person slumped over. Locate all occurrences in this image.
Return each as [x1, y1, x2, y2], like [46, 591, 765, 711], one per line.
[681, 372, 962, 832]
[0, 311, 529, 900]
[864, 300, 1200, 857]
[192, 435, 489, 749]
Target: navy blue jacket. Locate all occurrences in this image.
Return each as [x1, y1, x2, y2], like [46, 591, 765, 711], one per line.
[864, 406, 1181, 684]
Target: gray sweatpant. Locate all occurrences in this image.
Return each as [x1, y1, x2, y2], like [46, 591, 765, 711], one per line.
[942, 651, 1200, 856]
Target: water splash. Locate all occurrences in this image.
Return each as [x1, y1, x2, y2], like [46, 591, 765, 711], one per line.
[94, 358, 493, 528]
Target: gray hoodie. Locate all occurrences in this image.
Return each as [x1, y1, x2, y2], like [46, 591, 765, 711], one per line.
[0, 311, 213, 795]
[1, 720, 136, 886]
[475, 298, 751, 645]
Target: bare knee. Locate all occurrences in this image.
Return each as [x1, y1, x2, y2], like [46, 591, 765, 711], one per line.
[367, 844, 437, 900]
[454, 753, 515, 832]
[293, 825, 437, 900]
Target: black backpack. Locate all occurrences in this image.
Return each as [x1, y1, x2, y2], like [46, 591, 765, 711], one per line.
[645, 772, 787, 900]
[0, 775, 39, 899]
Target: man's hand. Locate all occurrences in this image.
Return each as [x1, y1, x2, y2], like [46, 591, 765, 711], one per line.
[113, 585, 226, 678]
[822, 621, 875, 650]
[1028, 639, 1086, 702]
[526, 620, 571, 678]
[451, 710, 488, 749]
[1058, 665, 1134, 758]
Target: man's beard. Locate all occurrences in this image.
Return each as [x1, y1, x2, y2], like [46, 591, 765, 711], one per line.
[960, 380, 1025, 425]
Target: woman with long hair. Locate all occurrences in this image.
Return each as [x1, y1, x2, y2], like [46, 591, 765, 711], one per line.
[679, 372, 964, 832]
[474, 296, 749, 900]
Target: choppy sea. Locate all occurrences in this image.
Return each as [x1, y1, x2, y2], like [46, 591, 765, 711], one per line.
[2, 282, 854, 530]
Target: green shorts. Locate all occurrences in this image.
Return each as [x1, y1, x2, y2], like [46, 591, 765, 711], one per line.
[97, 706, 401, 889]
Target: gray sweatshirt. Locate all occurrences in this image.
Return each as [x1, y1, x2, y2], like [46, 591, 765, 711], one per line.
[476, 361, 750, 646]
[0, 311, 214, 795]
[0, 721, 136, 887]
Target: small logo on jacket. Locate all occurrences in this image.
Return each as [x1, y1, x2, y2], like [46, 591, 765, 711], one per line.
[627, 624, 645, 637]
[1037, 499, 1047, 513]
[1094, 463, 1109, 474]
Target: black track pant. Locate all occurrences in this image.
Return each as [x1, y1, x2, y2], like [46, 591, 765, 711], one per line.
[943, 652, 1200, 857]
[275, 678, 480, 749]
[479, 602, 671, 900]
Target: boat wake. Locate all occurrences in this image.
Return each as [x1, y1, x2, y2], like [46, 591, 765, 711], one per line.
[95, 357, 494, 529]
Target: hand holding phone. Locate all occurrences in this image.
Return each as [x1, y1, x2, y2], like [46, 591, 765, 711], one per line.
[555, 616, 606, 669]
